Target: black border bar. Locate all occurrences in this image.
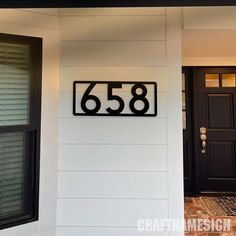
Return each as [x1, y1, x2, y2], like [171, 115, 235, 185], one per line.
[1, 0, 236, 8]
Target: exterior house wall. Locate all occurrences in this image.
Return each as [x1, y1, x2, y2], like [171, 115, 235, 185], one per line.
[0, 9, 60, 236]
[57, 7, 183, 236]
[0, 7, 184, 236]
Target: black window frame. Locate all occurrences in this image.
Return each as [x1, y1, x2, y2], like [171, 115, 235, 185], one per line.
[0, 33, 42, 230]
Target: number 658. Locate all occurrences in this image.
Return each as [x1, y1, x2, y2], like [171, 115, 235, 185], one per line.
[73, 81, 157, 117]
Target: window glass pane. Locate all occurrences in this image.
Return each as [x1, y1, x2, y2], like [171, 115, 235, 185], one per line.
[222, 74, 236, 87]
[182, 92, 186, 110]
[182, 73, 185, 91]
[182, 111, 186, 130]
[0, 43, 30, 126]
[205, 74, 220, 87]
[0, 132, 24, 218]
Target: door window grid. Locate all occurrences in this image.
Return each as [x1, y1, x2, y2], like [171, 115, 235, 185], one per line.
[205, 73, 236, 88]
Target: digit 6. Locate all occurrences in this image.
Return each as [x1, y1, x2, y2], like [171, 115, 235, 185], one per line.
[81, 82, 101, 115]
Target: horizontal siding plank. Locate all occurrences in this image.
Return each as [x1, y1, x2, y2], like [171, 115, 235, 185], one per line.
[183, 7, 236, 29]
[60, 67, 167, 92]
[57, 199, 168, 226]
[31, 229, 55, 236]
[59, 91, 166, 118]
[58, 144, 167, 171]
[59, 8, 166, 16]
[0, 10, 59, 29]
[59, 117, 167, 144]
[56, 227, 168, 236]
[58, 172, 167, 199]
[60, 16, 165, 41]
[61, 42, 166, 66]
[22, 9, 59, 16]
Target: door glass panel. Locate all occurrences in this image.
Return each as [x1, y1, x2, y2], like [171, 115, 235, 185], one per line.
[182, 73, 185, 90]
[222, 74, 236, 87]
[205, 74, 220, 87]
[182, 111, 186, 130]
[182, 92, 186, 110]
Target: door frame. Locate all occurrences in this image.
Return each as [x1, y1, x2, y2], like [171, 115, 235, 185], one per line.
[182, 67, 195, 195]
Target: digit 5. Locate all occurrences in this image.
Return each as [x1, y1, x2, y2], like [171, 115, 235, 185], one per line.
[106, 82, 125, 115]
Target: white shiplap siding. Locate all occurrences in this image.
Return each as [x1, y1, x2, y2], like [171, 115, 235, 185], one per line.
[58, 7, 183, 236]
[60, 16, 166, 41]
[58, 144, 167, 171]
[59, 117, 167, 144]
[59, 7, 166, 16]
[61, 41, 166, 66]
[57, 199, 168, 226]
[58, 171, 168, 199]
[60, 67, 167, 91]
[56, 227, 168, 236]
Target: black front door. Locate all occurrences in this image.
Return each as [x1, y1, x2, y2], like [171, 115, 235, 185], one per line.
[193, 67, 236, 192]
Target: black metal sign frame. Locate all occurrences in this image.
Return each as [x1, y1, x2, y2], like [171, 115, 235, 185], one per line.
[73, 81, 157, 117]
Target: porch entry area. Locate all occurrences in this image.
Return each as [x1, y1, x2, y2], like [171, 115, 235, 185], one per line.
[183, 67, 236, 234]
[183, 67, 236, 194]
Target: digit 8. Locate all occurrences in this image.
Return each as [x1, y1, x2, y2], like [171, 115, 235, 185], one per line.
[129, 83, 149, 115]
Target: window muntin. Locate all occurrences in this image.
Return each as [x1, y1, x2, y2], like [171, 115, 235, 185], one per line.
[205, 73, 236, 88]
[0, 34, 41, 230]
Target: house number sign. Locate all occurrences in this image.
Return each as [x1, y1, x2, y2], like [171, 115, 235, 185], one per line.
[73, 81, 157, 117]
